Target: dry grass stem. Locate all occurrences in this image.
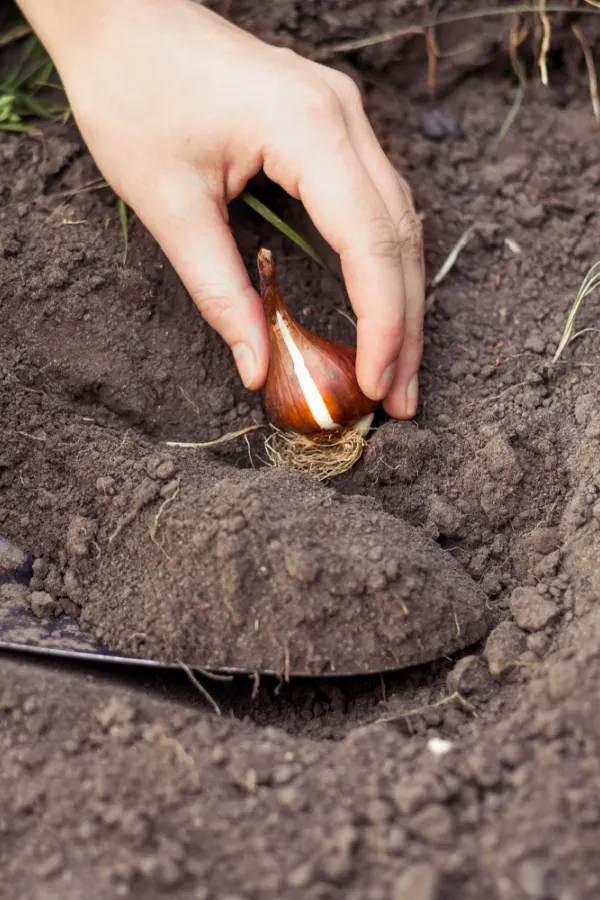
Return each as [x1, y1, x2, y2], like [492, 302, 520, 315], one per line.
[504, 237, 522, 254]
[489, 14, 529, 153]
[426, 27, 438, 97]
[375, 691, 478, 725]
[321, 5, 600, 56]
[0, 23, 32, 48]
[571, 22, 600, 121]
[166, 421, 371, 480]
[165, 424, 267, 449]
[263, 425, 369, 480]
[553, 261, 600, 362]
[424, 0, 444, 97]
[54, 177, 109, 198]
[538, 0, 552, 84]
[334, 307, 357, 328]
[178, 661, 222, 716]
[149, 482, 180, 560]
[195, 668, 234, 682]
[431, 225, 476, 288]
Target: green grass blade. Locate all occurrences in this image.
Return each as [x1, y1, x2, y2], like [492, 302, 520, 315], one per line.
[237, 0, 289, 24]
[117, 198, 129, 266]
[0, 122, 33, 132]
[488, 80, 526, 154]
[12, 89, 57, 120]
[4, 34, 36, 89]
[241, 192, 329, 270]
[34, 59, 55, 90]
[241, 191, 349, 307]
[34, 80, 65, 92]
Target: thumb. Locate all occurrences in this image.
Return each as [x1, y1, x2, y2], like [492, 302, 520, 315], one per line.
[146, 186, 269, 390]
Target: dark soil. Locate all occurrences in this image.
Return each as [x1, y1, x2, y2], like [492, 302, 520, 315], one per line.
[3, 1, 600, 896]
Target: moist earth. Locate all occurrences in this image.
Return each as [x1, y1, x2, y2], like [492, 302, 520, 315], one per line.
[2, 1, 600, 897]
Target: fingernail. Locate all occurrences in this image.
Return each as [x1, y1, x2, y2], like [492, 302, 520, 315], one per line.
[377, 362, 396, 399]
[407, 374, 419, 417]
[232, 343, 256, 388]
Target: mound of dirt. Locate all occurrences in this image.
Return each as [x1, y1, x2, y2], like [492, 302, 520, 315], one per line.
[0, 380, 490, 673]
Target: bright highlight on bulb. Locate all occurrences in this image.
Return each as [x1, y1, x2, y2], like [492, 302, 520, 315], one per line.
[274, 310, 339, 431]
[258, 248, 378, 437]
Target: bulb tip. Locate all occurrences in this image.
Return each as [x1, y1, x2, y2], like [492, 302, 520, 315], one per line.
[257, 248, 276, 292]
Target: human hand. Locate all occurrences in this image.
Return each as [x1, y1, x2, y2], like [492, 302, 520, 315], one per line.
[17, 0, 424, 418]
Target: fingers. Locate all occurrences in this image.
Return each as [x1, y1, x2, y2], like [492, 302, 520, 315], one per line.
[285, 126, 407, 402]
[328, 76, 425, 418]
[381, 184, 424, 419]
[357, 143, 424, 419]
[140, 176, 269, 390]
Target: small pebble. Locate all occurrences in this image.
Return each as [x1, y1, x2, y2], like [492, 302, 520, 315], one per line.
[418, 109, 461, 141]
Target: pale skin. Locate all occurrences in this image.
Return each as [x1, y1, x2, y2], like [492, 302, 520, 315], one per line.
[15, 0, 425, 418]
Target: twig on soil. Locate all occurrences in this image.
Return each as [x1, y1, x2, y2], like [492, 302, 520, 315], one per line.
[375, 691, 478, 726]
[454, 612, 461, 639]
[61, 218, 88, 227]
[538, 0, 552, 84]
[571, 22, 600, 121]
[430, 225, 476, 288]
[504, 237, 522, 254]
[425, 27, 438, 98]
[178, 660, 222, 716]
[14, 429, 46, 442]
[251, 671, 261, 699]
[553, 260, 600, 362]
[320, 5, 600, 56]
[178, 386, 201, 416]
[108, 476, 157, 544]
[423, 0, 441, 97]
[165, 424, 267, 450]
[149, 482, 180, 560]
[479, 381, 530, 405]
[53, 177, 110, 198]
[334, 307, 357, 328]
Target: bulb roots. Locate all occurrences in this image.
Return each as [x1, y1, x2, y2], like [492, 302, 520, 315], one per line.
[263, 425, 368, 481]
[165, 420, 371, 481]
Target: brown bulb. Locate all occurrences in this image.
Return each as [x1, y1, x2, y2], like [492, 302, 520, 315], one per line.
[258, 248, 378, 435]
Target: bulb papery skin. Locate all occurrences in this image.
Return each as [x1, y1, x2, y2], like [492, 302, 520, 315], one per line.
[258, 249, 378, 435]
